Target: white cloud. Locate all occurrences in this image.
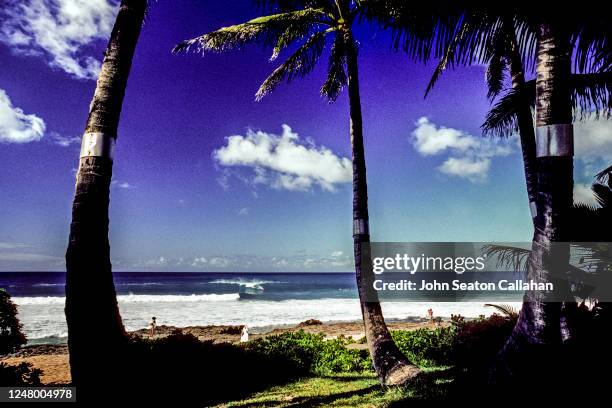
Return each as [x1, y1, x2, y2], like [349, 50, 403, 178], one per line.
[574, 118, 612, 162]
[209, 257, 231, 267]
[145, 256, 168, 266]
[237, 207, 250, 216]
[51, 133, 80, 146]
[573, 183, 600, 207]
[0, 89, 45, 143]
[0, 0, 118, 80]
[111, 180, 132, 189]
[0, 242, 31, 250]
[438, 157, 491, 183]
[214, 125, 352, 192]
[413, 117, 479, 155]
[0, 252, 60, 262]
[331, 250, 344, 257]
[191, 257, 208, 267]
[411, 117, 513, 183]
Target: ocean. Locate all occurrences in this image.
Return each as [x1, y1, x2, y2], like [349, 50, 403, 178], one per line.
[0, 272, 521, 344]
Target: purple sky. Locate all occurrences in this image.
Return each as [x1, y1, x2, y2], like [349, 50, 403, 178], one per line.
[0, 0, 610, 272]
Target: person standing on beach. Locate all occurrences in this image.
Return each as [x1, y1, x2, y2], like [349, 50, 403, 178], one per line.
[240, 325, 249, 342]
[149, 317, 157, 337]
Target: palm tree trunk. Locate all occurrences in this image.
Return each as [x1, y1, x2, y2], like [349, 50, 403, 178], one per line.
[346, 38, 421, 386]
[65, 0, 146, 389]
[493, 21, 574, 383]
[506, 31, 538, 222]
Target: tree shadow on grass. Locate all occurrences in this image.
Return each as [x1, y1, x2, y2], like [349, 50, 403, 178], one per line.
[232, 383, 381, 408]
[107, 332, 308, 407]
[385, 367, 457, 405]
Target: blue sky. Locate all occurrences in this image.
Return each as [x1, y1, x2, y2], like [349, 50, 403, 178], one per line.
[1, 0, 610, 272]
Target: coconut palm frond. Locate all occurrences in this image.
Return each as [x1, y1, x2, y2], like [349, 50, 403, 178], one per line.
[592, 183, 612, 208]
[486, 50, 508, 100]
[360, 0, 460, 62]
[255, 30, 328, 100]
[481, 88, 526, 137]
[482, 244, 531, 273]
[424, 19, 469, 97]
[595, 165, 612, 187]
[172, 9, 328, 54]
[484, 303, 519, 318]
[320, 34, 347, 102]
[571, 72, 612, 120]
[483, 72, 612, 137]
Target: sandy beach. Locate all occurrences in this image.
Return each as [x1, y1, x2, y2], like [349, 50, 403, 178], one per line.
[1, 319, 442, 385]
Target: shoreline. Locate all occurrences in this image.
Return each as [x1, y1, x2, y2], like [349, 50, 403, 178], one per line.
[0, 318, 446, 385]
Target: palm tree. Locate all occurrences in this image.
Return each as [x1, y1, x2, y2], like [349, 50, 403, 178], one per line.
[173, 0, 421, 384]
[426, 14, 539, 222]
[65, 0, 147, 389]
[410, 7, 610, 379]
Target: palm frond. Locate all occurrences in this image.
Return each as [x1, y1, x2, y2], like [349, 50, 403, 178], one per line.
[481, 87, 531, 137]
[172, 9, 328, 55]
[486, 51, 508, 100]
[595, 165, 612, 186]
[484, 303, 519, 318]
[483, 72, 612, 137]
[359, 1, 461, 62]
[571, 72, 612, 120]
[255, 30, 328, 100]
[482, 244, 531, 273]
[320, 33, 347, 102]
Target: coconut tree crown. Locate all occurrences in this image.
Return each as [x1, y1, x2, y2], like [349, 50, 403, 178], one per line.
[173, 0, 366, 102]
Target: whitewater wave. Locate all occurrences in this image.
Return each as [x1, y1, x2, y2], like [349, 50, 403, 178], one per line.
[32, 283, 63, 287]
[208, 279, 282, 289]
[14, 293, 240, 305]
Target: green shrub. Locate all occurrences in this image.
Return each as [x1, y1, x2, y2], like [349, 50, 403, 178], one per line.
[0, 362, 42, 386]
[453, 313, 515, 371]
[245, 330, 370, 375]
[0, 288, 27, 355]
[391, 327, 456, 367]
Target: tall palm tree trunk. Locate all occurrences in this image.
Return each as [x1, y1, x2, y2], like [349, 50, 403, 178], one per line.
[494, 21, 574, 383]
[65, 0, 146, 389]
[506, 32, 538, 222]
[346, 39, 421, 386]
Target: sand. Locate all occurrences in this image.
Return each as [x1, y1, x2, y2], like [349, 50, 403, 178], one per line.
[0, 319, 443, 385]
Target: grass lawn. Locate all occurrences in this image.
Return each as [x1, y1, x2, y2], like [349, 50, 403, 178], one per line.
[215, 368, 454, 407]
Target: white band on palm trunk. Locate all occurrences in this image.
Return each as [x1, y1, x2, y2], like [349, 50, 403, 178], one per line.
[535, 124, 573, 157]
[80, 132, 116, 160]
[353, 219, 369, 236]
[529, 201, 537, 219]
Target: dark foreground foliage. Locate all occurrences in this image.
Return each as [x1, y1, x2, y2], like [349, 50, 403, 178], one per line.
[102, 329, 370, 406]
[0, 288, 27, 355]
[0, 362, 42, 386]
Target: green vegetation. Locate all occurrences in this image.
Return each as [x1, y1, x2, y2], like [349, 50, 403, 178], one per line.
[0, 288, 27, 355]
[212, 373, 410, 407]
[245, 331, 371, 375]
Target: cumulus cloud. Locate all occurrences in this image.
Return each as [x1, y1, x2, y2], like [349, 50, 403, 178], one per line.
[0, 0, 118, 80]
[574, 118, 612, 163]
[411, 117, 513, 183]
[214, 125, 352, 192]
[0, 89, 45, 143]
[438, 157, 492, 183]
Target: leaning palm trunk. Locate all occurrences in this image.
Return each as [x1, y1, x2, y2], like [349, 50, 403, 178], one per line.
[494, 21, 574, 382]
[65, 0, 146, 389]
[346, 40, 421, 386]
